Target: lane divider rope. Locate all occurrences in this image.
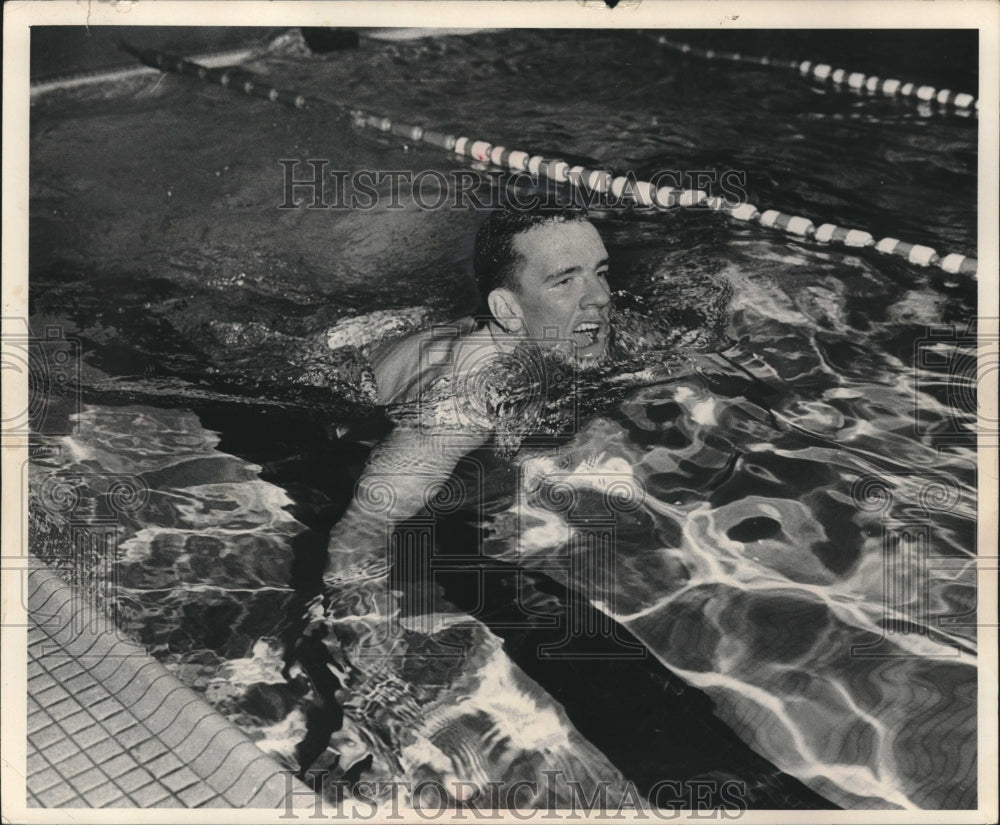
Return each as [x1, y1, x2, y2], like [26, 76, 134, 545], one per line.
[801, 110, 975, 124]
[121, 43, 978, 279]
[30, 47, 262, 99]
[653, 36, 979, 115]
[118, 42, 315, 109]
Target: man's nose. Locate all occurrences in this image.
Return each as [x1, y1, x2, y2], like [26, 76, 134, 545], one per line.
[581, 272, 611, 309]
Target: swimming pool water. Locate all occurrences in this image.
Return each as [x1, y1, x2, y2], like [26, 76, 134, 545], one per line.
[28, 27, 979, 810]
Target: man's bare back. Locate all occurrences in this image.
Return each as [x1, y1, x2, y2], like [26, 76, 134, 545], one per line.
[371, 316, 484, 405]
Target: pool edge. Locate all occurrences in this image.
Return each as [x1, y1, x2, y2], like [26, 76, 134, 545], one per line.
[25, 556, 319, 809]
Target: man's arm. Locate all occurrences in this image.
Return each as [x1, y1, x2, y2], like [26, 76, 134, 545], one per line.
[324, 422, 488, 584]
[326, 325, 494, 581]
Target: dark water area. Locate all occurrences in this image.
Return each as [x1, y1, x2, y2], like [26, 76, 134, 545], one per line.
[30, 27, 286, 79]
[31, 27, 978, 91]
[28, 26, 979, 811]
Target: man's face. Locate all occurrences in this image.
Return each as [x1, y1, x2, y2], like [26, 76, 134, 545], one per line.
[506, 220, 612, 362]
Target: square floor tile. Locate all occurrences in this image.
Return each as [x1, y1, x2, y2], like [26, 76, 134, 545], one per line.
[68, 766, 106, 794]
[60, 711, 92, 736]
[34, 684, 71, 707]
[35, 780, 81, 807]
[46, 698, 78, 721]
[27, 710, 52, 735]
[101, 710, 138, 735]
[75, 683, 109, 707]
[26, 750, 48, 775]
[28, 722, 62, 750]
[87, 736, 121, 765]
[54, 751, 92, 779]
[116, 724, 149, 750]
[160, 766, 199, 794]
[101, 751, 139, 778]
[116, 766, 154, 794]
[131, 736, 169, 763]
[147, 752, 184, 779]
[83, 782, 124, 807]
[46, 659, 86, 683]
[27, 766, 62, 794]
[177, 781, 220, 807]
[58, 670, 96, 695]
[38, 737, 78, 767]
[129, 781, 171, 807]
[89, 697, 120, 721]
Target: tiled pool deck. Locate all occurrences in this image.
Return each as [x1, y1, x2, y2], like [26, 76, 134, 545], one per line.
[26, 558, 319, 808]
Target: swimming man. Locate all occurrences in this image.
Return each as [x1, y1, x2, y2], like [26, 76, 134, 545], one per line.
[323, 205, 612, 581]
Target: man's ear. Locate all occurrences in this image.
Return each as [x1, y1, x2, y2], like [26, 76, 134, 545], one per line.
[487, 288, 523, 333]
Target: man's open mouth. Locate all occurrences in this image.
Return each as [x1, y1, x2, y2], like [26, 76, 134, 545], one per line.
[572, 321, 604, 351]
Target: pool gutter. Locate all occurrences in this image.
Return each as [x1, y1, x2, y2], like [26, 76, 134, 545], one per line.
[25, 556, 320, 809]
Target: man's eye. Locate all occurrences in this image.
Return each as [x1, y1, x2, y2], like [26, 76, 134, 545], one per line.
[597, 270, 609, 279]
[556, 277, 572, 287]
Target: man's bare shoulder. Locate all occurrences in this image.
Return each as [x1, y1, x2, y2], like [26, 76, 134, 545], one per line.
[371, 316, 496, 405]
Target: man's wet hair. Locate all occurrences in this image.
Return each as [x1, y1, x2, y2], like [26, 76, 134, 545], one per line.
[473, 204, 589, 320]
